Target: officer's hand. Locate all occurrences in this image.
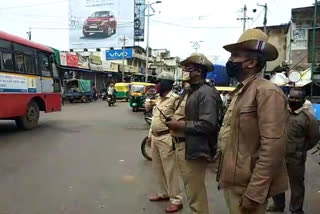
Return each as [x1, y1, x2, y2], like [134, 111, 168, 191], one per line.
[147, 137, 152, 147]
[239, 195, 259, 211]
[165, 119, 185, 131]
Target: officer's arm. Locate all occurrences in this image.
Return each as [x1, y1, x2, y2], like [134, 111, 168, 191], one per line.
[184, 91, 218, 135]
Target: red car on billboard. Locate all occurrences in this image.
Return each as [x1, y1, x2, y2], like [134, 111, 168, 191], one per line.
[82, 11, 117, 37]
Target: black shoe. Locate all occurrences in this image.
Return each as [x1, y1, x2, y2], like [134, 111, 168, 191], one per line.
[266, 206, 285, 212]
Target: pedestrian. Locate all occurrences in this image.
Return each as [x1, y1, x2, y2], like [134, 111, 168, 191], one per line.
[217, 29, 289, 214]
[92, 83, 97, 101]
[147, 71, 183, 213]
[166, 53, 221, 214]
[267, 88, 320, 214]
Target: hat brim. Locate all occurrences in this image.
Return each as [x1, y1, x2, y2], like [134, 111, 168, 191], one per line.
[180, 60, 214, 72]
[223, 40, 279, 61]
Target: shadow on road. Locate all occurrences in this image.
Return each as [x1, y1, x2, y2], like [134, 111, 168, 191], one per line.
[0, 120, 77, 137]
[0, 123, 19, 136]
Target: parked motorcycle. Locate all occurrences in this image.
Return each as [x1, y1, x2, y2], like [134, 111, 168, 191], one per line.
[141, 136, 152, 161]
[101, 91, 107, 100]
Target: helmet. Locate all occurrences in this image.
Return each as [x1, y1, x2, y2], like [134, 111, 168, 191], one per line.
[157, 72, 175, 81]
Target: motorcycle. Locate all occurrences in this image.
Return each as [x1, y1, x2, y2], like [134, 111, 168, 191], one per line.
[107, 92, 116, 106]
[141, 136, 152, 161]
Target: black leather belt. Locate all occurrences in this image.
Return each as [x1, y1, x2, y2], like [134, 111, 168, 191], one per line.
[173, 137, 186, 143]
[152, 130, 170, 137]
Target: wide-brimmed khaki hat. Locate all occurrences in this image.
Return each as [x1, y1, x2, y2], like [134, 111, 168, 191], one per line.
[223, 29, 279, 61]
[180, 53, 214, 72]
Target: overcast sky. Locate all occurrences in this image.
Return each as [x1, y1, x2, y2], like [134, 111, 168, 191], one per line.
[0, 0, 315, 64]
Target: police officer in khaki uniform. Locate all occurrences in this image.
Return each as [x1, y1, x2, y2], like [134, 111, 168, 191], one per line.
[147, 72, 183, 213]
[167, 53, 221, 214]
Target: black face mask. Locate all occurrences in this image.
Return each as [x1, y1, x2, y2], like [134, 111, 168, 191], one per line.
[159, 80, 174, 96]
[226, 59, 250, 79]
[288, 100, 304, 111]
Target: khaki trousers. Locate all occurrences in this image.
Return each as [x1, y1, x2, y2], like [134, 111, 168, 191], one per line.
[152, 134, 182, 205]
[224, 188, 266, 214]
[175, 142, 209, 214]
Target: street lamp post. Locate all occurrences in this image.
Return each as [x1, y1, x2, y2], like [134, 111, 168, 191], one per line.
[137, 1, 162, 82]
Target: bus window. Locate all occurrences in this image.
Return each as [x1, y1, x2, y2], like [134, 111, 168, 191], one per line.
[15, 54, 25, 73]
[38, 53, 51, 77]
[2, 51, 14, 71]
[24, 55, 35, 74]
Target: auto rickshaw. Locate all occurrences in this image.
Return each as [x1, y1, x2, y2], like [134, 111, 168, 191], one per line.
[129, 82, 155, 112]
[115, 82, 130, 101]
[63, 79, 93, 103]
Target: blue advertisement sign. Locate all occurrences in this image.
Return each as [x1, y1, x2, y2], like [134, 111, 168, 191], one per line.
[106, 48, 133, 60]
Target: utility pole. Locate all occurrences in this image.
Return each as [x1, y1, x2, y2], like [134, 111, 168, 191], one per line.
[257, 3, 268, 78]
[263, 3, 268, 33]
[237, 5, 253, 32]
[26, 27, 31, 40]
[311, 0, 318, 96]
[146, 4, 151, 82]
[257, 3, 268, 33]
[137, 1, 162, 82]
[119, 35, 128, 82]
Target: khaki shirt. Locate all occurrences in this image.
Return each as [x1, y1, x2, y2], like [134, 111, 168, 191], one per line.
[170, 92, 188, 137]
[150, 91, 179, 138]
[218, 75, 256, 153]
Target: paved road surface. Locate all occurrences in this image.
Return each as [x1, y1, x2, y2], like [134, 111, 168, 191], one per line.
[0, 101, 319, 214]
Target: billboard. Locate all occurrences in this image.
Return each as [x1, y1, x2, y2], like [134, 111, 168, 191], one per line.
[69, 0, 135, 49]
[106, 48, 133, 60]
[134, 0, 145, 41]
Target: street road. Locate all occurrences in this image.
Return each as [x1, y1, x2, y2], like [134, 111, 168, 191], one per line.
[0, 101, 319, 214]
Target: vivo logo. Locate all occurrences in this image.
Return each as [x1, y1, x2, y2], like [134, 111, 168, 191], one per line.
[109, 52, 129, 57]
[106, 49, 133, 60]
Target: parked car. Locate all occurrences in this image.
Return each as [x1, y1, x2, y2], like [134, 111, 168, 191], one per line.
[82, 11, 117, 37]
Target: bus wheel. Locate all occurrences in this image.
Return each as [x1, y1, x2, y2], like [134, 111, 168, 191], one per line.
[16, 101, 40, 130]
